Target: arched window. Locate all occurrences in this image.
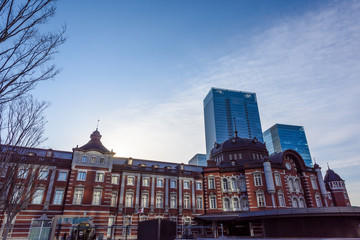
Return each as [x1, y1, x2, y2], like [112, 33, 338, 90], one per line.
[222, 178, 229, 190]
[295, 179, 301, 192]
[209, 194, 217, 209]
[240, 197, 249, 211]
[299, 198, 306, 208]
[292, 198, 299, 208]
[233, 198, 240, 211]
[278, 192, 285, 207]
[288, 178, 295, 192]
[231, 178, 237, 190]
[223, 198, 230, 211]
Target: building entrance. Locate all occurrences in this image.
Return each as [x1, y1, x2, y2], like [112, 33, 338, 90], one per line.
[71, 222, 95, 240]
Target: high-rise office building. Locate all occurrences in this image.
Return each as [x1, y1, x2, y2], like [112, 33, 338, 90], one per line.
[203, 88, 264, 159]
[188, 153, 207, 166]
[263, 124, 313, 167]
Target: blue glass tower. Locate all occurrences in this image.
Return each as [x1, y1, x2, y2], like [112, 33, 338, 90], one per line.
[204, 88, 264, 159]
[188, 153, 207, 166]
[263, 124, 313, 167]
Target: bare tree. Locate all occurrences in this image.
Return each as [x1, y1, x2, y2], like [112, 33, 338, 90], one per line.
[0, 0, 66, 104]
[0, 96, 48, 239]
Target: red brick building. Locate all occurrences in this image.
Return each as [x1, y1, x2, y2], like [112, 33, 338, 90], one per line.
[0, 129, 357, 239]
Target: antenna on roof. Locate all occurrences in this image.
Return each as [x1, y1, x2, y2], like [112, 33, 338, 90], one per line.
[327, 162, 330, 170]
[233, 117, 238, 137]
[96, 119, 100, 131]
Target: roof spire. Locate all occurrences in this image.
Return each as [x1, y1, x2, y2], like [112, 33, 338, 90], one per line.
[96, 119, 100, 131]
[233, 117, 238, 138]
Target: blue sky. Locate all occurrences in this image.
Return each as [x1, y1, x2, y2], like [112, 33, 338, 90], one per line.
[33, 0, 360, 205]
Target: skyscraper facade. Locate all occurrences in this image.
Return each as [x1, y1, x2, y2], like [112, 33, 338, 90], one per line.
[263, 124, 313, 167]
[203, 88, 264, 159]
[188, 153, 207, 166]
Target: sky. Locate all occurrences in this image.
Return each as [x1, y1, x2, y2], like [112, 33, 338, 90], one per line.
[32, 0, 360, 205]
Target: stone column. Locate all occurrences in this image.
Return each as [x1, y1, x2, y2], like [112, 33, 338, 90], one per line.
[118, 174, 126, 213]
[178, 178, 183, 214]
[263, 159, 276, 208]
[150, 176, 155, 212]
[315, 166, 328, 207]
[191, 180, 196, 213]
[165, 178, 169, 213]
[135, 174, 141, 212]
[43, 168, 56, 211]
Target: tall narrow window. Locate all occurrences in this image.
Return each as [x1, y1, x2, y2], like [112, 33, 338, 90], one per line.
[107, 217, 115, 237]
[95, 172, 104, 182]
[125, 192, 133, 207]
[111, 175, 119, 184]
[254, 173, 262, 186]
[209, 178, 215, 189]
[256, 192, 265, 207]
[73, 188, 84, 204]
[278, 193, 285, 207]
[142, 177, 150, 187]
[170, 179, 177, 188]
[231, 178, 237, 190]
[184, 196, 190, 209]
[292, 198, 299, 208]
[92, 189, 102, 205]
[157, 178, 164, 187]
[315, 194, 322, 207]
[91, 156, 96, 163]
[311, 178, 318, 189]
[141, 194, 149, 208]
[82, 156, 87, 162]
[77, 171, 86, 181]
[53, 189, 64, 205]
[223, 198, 230, 211]
[222, 179, 229, 190]
[127, 176, 134, 185]
[239, 178, 246, 191]
[183, 181, 190, 189]
[241, 197, 249, 210]
[299, 198, 306, 208]
[111, 192, 118, 206]
[288, 178, 295, 192]
[233, 198, 240, 211]
[274, 174, 282, 186]
[196, 196, 203, 209]
[196, 181, 202, 190]
[156, 194, 163, 208]
[32, 189, 44, 204]
[209, 195, 216, 209]
[170, 195, 177, 208]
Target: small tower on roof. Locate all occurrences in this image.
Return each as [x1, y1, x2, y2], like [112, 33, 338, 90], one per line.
[324, 166, 351, 207]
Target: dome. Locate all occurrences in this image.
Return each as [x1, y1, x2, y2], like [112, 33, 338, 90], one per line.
[211, 136, 266, 156]
[76, 129, 110, 153]
[324, 168, 344, 182]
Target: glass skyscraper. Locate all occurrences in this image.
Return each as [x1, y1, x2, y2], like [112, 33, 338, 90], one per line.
[204, 88, 264, 159]
[188, 153, 207, 166]
[263, 124, 313, 167]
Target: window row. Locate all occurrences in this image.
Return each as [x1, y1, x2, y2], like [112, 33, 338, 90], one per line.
[221, 177, 246, 191]
[81, 155, 105, 164]
[126, 177, 202, 190]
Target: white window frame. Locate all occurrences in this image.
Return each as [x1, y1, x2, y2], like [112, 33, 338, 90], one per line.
[223, 198, 230, 211]
[209, 195, 217, 209]
[95, 172, 105, 182]
[156, 194, 163, 208]
[111, 175, 119, 184]
[82, 156, 87, 163]
[196, 181, 202, 190]
[256, 191, 266, 207]
[157, 178, 164, 187]
[53, 189, 64, 205]
[92, 189, 102, 205]
[253, 173, 262, 186]
[73, 188, 84, 205]
[233, 198, 240, 211]
[77, 171, 87, 181]
[278, 192, 285, 207]
[170, 194, 177, 208]
[239, 177, 246, 191]
[111, 192, 118, 207]
[196, 196, 203, 209]
[142, 177, 150, 187]
[125, 192, 134, 207]
[311, 177, 318, 189]
[274, 174, 282, 186]
[91, 156, 96, 164]
[183, 181, 190, 189]
[209, 177, 215, 189]
[58, 171, 67, 181]
[32, 188, 44, 204]
[170, 179, 177, 188]
[183, 195, 190, 209]
[141, 193, 149, 208]
[127, 176, 135, 186]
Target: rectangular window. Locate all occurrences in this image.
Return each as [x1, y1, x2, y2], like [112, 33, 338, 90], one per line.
[111, 192, 117, 206]
[58, 171, 67, 181]
[209, 195, 217, 209]
[157, 178, 164, 187]
[125, 192, 133, 207]
[278, 193, 285, 207]
[107, 217, 115, 237]
[196, 196, 203, 209]
[77, 171, 86, 181]
[156, 194, 163, 208]
[140, 216, 148, 222]
[95, 172, 104, 182]
[141, 194, 149, 208]
[196, 181, 202, 190]
[184, 196, 190, 209]
[53, 189, 64, 205]
[240, 178, 246, 191]
[275, 174, 282, 186]
[32, 189, 44, 204]
[170, 179, 177, 188]
[100, 158, 105, 164]
[91, 156, 96, 163]
[111, 175, 119, 184]
[253, 173, 262, 186]
[170, 195, 177, 208]
[183, 181, 190, 189]
[73, 188, 84, 204]
[142, 177, 150, 187]
[18, 168, 28, 179]
[92, 189, 102, 205]
[82, 156, 87, 162]
[39, 170, 49, 180]
[209, 178, 215, 189]
[127, 176, 134, 185]
[311, 178, 318, 189]
[256, 193, 265, 207]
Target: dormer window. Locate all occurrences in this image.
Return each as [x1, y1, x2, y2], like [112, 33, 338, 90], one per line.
[82, 156, 87, 163]
[100, 158, 105, 164]
[46, 151, 52, 157]
[91, 157, 96, 164]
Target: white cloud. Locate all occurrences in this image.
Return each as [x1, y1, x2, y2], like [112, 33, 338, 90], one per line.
[102, 1, 360, 205]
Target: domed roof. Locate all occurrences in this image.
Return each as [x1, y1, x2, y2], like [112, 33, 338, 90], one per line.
[76, 129, 110, 153]
[324, 168, 344, 182]
[211, 136, 266, 156]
